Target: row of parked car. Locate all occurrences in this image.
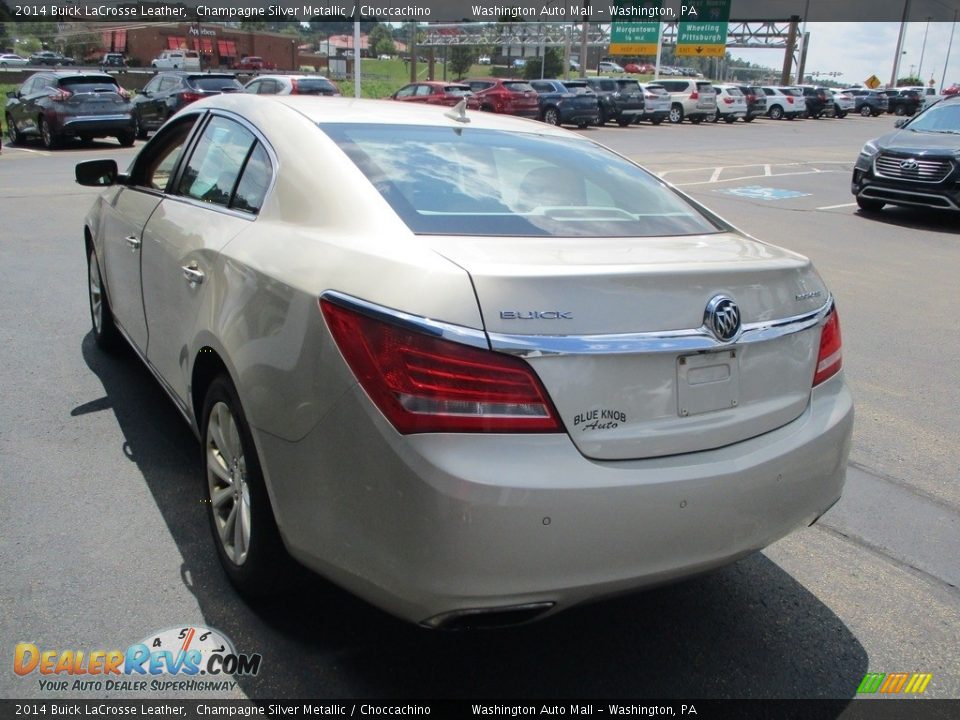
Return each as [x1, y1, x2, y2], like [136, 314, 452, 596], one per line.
[386, 78, 920, 128]
[3, 69, 344, 148]
[0, 67, 936, 151]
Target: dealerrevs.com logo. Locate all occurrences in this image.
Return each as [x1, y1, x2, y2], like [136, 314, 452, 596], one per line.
[14, 626, 262, 693]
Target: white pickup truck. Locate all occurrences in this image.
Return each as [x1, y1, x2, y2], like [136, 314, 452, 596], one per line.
[150, 50, 201, 70]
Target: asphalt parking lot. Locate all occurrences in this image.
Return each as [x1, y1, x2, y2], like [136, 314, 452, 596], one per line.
[1, 113, 958, 701]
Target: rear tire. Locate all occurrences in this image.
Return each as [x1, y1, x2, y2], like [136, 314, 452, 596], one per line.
[117, 130, 135, 147]
[724, 115, 736, 123]
[860, 105, 872, 117]
[769, 105, 784, 120]
[651, 118, 663, 125]
[616, 117, 632, 127]
[894, 105, 906, 116]
[202, 375, 298, 599]
[543, 107, 561, 126]
[39, 116, 59, 149]
[6, 114, 19, 145]
[668, 104, 683, 124]
[743, 116, 755, 123]
[856, 196, 885, 212]
[134, 113, 148, 140]
[87, 246, 119, 351]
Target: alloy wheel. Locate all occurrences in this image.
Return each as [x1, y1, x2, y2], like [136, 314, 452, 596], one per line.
[206, 402, 251, 566]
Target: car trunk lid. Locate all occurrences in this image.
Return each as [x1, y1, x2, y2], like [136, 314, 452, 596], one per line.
[431, 233, 828, 459]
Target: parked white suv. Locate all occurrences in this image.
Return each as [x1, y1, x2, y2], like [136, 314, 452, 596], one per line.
[151, 50, 201, 70]
[760, 86, 804, 120]
[831, 89, 855, 118]
[656, 79, 717, 124]
[712, 85, 748, 123]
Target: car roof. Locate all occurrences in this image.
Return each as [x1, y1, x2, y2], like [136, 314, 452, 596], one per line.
[33, 70, 114, 80]
[193, 93, 573, 136]
[253, 74, 334, 81]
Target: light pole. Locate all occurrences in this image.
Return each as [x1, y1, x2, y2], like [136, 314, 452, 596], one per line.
[917, 16, 931, 80]
[941, 10, 958, 92]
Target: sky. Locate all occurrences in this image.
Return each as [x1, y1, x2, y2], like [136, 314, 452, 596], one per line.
[734, 21, 960, 88]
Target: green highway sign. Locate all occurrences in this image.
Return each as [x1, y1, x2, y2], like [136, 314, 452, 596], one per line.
[677, 0, 731, 57]
[610, 1, 662, 56]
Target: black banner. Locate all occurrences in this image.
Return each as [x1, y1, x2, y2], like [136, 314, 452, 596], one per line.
[2, 700, 960, 720]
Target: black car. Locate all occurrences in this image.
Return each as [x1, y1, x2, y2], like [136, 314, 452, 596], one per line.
[584, 77, 645, 126]
[133, 72, 243, 138]
[884, 89, 923, 116]
[846, 89, 890, 117]
[29, 51, 75, 66]
[100, 54, 127, 72]
[798, 86, 832, 118]
[5, 71, 135, 149]
[851, 96, 960, 212]
[528, 79, 600, 128]
[735, 85, 767, 122]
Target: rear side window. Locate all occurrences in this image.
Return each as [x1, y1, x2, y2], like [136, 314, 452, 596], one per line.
[503, 82, 534, 93]
[616, 80, 641, 92]
[467, 81, 493, 92]
[178, 117, 257, 207]
[231, 143, 272, 214]
[696, 82, 715, 94]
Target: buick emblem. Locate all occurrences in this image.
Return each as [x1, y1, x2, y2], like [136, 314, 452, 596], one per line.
[900, 158, 920, 170]
[705, 296, 741, 342]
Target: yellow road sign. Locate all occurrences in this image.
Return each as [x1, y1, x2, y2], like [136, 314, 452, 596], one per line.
[865, 75, 881, 89]
[676, 44, 727, 57]
[609, 43, 659, 55]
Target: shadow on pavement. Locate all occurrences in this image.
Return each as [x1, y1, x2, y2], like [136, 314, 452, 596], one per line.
[855, 205, 960, 233]
[81, 332, 868, 699]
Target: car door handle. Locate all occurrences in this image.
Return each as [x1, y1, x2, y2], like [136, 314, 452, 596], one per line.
[182, 263, 204, 285]
[125, 235, 141, 250]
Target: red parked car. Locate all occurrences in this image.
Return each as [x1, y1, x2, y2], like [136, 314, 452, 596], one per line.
[624, 63, 654, 74]
[232, 56, 275, 71]
[463, 78, 540, 118]
[390, 81, 473, 107]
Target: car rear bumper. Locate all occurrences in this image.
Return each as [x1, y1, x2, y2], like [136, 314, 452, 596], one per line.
[257, 371, 854, 625]
[559, 108, 600, 125]
[53, 113, 134, 137]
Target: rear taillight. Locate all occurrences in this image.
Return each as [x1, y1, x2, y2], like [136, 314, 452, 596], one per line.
[723, 97, 734, 104]
[50, 89, 72, 102]
[690, 91, 699, 100]
[320, 299, 563, 434]
[787, 96, 794, 104]
[289, 78, 299, 93]
[179, 91, 203, 103]
[813, 308, 842, 386]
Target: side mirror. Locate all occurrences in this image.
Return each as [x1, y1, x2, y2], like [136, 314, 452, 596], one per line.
[7, 90, 18, 99]
[76, 159, 122, 187]
[894, 117, 909, 128]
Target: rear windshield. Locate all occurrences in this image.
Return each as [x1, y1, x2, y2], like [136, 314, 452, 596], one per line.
[724, 87, 743, 96]
[645, 85, 669, 96]
[502, 81, 534, 93]
[320, 123, 722, 238]
[58, 76, 119, 93]
[296, 78, 337, 93]
[188, 76, 243, 92]
[616, 80, 642, 92]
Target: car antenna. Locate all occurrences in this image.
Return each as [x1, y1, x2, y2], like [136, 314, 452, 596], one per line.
[444, 98, 470, 124]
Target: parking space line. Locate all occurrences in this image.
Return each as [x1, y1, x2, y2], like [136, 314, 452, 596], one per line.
[2, 146, 51, 157]
[672, 169, 846, 187]
[817, 202, 858, 210]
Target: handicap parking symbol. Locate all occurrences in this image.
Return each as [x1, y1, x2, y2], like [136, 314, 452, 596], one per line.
[716, 186, 812, 201]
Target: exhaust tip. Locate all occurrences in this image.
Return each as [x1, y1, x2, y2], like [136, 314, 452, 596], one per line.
[421, 602, 555, 631]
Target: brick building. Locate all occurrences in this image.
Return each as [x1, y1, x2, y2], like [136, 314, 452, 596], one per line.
[101, 24, 301, 70]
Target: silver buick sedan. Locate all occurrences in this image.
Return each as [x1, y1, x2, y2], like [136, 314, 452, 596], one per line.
[77, 94, 853, 628]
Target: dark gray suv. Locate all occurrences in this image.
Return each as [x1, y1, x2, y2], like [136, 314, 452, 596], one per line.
[5, 71, 135, 149]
